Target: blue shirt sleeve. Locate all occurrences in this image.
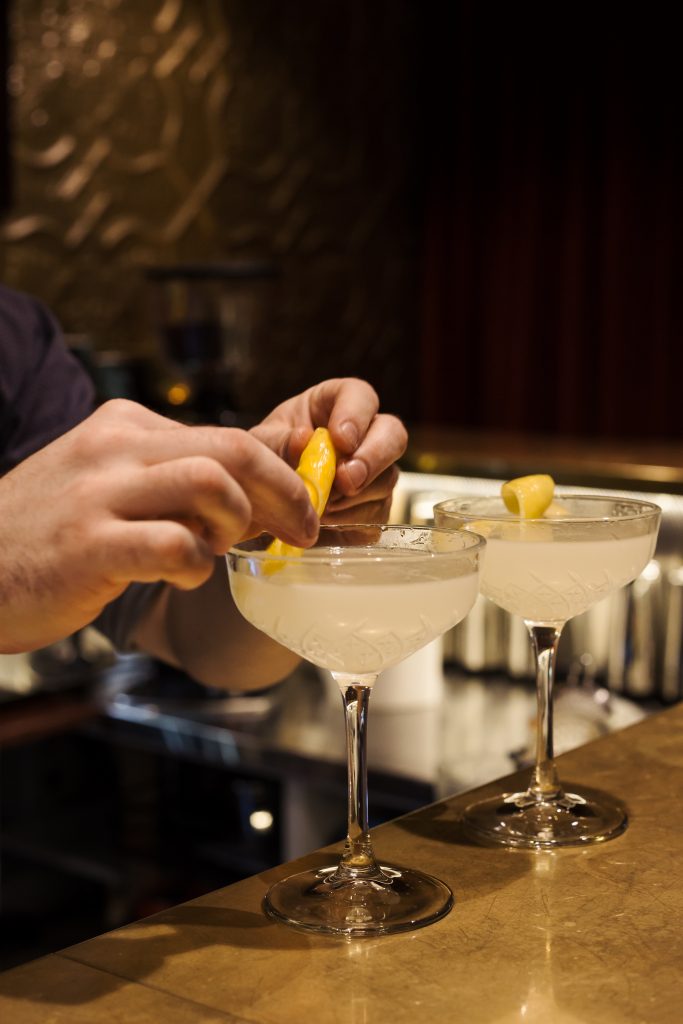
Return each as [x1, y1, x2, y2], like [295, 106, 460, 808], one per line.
[0, 283, 164, 652]
[0, 283, 96, 471]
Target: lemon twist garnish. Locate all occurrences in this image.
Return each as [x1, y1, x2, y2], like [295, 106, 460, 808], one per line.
[501, 474, 555, 519]
[265, 427, 337, 565]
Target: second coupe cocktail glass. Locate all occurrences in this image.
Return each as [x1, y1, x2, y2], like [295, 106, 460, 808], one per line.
[227, 524, 484, 935]
[434, 495, 661, 849]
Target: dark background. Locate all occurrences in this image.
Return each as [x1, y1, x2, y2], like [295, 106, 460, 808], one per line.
[1, 2, 681, 438]
[419, 4, 683, 439]
[0, 3, 9, 214]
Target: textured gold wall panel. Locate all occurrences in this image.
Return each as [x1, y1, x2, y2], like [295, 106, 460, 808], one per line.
[1, 0, 419, 417]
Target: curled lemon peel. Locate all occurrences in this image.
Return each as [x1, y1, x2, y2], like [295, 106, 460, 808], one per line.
[501, 474, 556, 519]
[265, 427, 337, 568]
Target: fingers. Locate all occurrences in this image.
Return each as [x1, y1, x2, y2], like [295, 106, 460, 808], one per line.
[87, 388, 404, 548]
[67, 403, 321, 550]
[250, 378, 380, 462]
[108, 440, 319, 550]
[99, 520, 217, 590]
[334, 414, 407, 498]
[308, 378, 381, 456]
[254, 379, 407, 492]
[297, 381, 406, 501]
[326, 464, 400, 514]
[250, 422, 313, 467]
[108, 457, 253, 553]
[322, 494, 394, 527]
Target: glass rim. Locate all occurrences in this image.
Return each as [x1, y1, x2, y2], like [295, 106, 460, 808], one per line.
[228, 522, 486, 564]
[434, 493, 662, 526]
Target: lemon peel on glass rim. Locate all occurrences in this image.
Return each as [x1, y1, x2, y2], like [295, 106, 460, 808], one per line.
[501, 474, 557, 519]
[264, 427, 337, 567]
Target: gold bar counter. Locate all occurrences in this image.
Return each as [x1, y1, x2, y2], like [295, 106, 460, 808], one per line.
[2, 704, 683, 1023]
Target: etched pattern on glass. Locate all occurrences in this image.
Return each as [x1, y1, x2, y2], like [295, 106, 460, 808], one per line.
[254, 613, 434, 674]
[485, 569, 614, 622]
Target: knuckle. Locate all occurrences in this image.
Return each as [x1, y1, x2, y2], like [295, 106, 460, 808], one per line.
[200, 427, 255, 474]
[352, 376, 377, 398]
[178, 457, 253, 539]
[348, 377, 379, 409]
[231, 498, 252, 532]
[385, 414, 408, 451]
[95, 398, 142, 420]
[70, 413, 133, 460]
[183, 456, 227, 496]
[156, 526, 203, 569]
[221, 428, 254, 469]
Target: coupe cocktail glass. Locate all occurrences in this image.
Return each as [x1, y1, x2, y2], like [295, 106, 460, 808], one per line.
[434, 495, 661, 849]
[227, 524, 484, 935]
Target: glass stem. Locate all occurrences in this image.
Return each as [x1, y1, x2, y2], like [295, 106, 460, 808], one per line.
[526, 623, 564, 801]
[336, 678, 381, 877]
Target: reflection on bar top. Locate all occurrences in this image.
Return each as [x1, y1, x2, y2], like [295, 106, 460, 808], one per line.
[403, 426, 683, 494]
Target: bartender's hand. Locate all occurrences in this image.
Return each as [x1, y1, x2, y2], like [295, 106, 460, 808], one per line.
[0, 398, 319, 654]
[251, 377, 407, 524]
[137, 378, 408, 690]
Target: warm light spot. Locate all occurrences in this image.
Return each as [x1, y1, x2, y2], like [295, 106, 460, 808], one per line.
[45, 60, 64, 79]
[166, 382, 191, 406]
[249, 810, 274, 832]
[641, 559, 661, 582]
[98, 40, 117, 59]
[417, 452, 438, 473]
[7, 65, 24, 97]
[69, 17, 92, 45]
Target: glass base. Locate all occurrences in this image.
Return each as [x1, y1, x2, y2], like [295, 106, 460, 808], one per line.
[264, 863, 454, 936]
[462, 787, 628, 849]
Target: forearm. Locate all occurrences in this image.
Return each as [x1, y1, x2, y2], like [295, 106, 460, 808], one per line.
[131, 558, 301, 691]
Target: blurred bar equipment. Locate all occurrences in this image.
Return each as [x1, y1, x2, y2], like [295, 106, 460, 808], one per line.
[145, 261, 277, 423]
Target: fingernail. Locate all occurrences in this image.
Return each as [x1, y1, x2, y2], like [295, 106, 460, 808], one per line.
[338, 420, 359, 452]
[344, 458, 368, 491]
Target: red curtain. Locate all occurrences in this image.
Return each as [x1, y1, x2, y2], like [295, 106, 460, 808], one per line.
[419, 4, 683, 439]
